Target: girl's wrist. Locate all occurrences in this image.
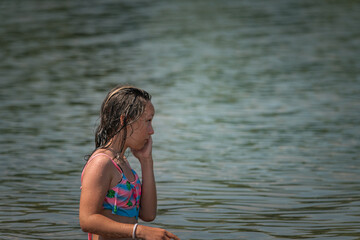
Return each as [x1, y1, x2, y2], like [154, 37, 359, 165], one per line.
[139, 156, 153, 166]
[132, 223, 139, 239]
[135, 224, 144, 239]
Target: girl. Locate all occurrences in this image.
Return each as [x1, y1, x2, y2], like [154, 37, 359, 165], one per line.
[79, 86, 180, 240]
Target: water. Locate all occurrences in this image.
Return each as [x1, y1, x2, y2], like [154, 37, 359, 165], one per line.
[1, 0, 360, 239]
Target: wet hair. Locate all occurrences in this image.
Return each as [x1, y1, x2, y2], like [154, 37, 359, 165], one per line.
[87, 85, 151, 161]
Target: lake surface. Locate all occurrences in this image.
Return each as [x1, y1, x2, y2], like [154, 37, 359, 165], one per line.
[0, 0, 360, 239]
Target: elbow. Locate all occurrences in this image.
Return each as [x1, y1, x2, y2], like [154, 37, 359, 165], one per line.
[80, 221, 89, 233]
[141, 217, 156, 222]
[140, 213, 156, 222]
[80, 223, 89, 233]
[79, 216, 92, 233]
[81, 225, 90, 234]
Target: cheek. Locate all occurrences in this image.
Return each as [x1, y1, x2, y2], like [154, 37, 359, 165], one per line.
[131, 125, 146, 139]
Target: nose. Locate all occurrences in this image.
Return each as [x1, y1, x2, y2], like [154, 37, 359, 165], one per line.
[148, 124, 154, 135]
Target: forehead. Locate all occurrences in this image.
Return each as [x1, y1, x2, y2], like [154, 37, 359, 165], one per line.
[143, 101, 155, 116]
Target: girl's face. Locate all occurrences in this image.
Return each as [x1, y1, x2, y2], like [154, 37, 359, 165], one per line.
[126, 101, 155, 150]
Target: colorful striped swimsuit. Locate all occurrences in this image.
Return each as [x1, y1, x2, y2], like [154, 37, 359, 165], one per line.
[81, 153, 142, 239]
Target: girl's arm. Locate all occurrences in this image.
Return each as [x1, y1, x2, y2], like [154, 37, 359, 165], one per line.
[139, 155, 157, 221]
[131, 137, 157, 221]
[79, 156, 135, 238]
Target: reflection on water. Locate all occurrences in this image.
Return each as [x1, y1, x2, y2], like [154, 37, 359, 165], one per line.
[1, 0, 360, 239]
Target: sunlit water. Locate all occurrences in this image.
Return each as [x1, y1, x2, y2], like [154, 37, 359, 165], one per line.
[1, 0, 360, 239]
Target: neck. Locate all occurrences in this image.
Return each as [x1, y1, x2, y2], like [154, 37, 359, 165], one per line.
[106, 146, 123, 159]
[105, 135, 128, 159]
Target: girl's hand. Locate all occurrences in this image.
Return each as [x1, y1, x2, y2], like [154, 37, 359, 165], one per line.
[137, 225, 180, 240]
[131, 136, 153, 163]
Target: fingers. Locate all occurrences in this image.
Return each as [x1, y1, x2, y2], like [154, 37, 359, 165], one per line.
[132, 136, 153, 156]
[165, 231, 180, 240]
[137, 223, 179, 240]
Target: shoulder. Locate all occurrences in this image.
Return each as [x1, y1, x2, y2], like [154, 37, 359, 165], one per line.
[87, 153, 114, 169]
[82, 154, 115, 184]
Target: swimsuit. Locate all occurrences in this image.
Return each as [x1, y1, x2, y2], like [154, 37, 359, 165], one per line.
[81, 153, 142, 240]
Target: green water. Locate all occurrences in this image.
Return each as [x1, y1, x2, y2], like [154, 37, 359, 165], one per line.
[0, 0, 359, 239]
